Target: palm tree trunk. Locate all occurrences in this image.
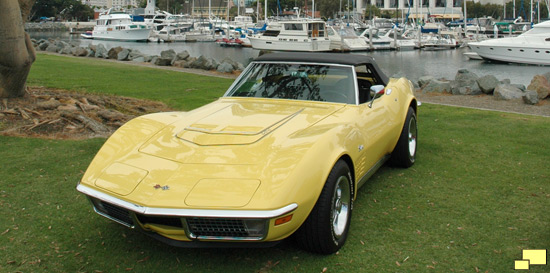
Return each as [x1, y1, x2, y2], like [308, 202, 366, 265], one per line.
[0, 0, 36, 98]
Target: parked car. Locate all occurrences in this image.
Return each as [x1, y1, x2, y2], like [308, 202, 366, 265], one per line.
[77, 52, 418, 254]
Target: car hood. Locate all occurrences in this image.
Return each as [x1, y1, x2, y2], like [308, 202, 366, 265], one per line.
[138, 98, 345, 165]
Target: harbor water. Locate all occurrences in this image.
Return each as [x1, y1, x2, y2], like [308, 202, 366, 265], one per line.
[32, 31, 545, 86]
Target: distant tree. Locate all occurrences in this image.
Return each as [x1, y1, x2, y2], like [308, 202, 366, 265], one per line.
[363, 4, 381, 20]
[0, 0, 36, 98]
[31, 0, 93, 21]
[317, 0, 339, 19]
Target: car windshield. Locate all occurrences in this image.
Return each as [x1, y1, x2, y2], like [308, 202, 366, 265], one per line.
[225, 62, 356, 104]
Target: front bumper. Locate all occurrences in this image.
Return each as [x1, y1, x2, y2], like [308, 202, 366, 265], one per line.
[77, 184, 298, 244]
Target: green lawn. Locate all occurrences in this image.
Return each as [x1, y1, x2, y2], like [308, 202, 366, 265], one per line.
[1, 54, 549, 272]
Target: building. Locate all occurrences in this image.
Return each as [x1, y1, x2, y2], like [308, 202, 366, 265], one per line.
[81, 0, 139, 9]
[357, 0, 464, 20]
[192, 0, 230, 18]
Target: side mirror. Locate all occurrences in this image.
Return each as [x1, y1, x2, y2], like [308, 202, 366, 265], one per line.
[368, 85, 385, 108]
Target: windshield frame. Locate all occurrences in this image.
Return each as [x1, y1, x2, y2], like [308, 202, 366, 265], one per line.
[223, 61, 359, 105]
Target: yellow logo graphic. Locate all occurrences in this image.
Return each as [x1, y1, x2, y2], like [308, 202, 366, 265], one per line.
[515, 249, 547, 270]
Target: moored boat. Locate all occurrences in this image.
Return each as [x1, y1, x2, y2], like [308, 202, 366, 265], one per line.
[468, 20, 550, 65]
[91, 9, 151, 42]
[248, 19, 331, 52]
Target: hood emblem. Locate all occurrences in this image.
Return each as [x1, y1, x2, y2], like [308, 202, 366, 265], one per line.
[154, 184, 170, 190]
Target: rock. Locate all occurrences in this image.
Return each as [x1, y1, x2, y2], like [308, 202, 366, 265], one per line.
[493, 84, 524, 100]
[217, 62, 234, 73]
[107, 46, 123, 59]
[128, 50, 143, 60]
[38, 41, 50, 50]
[523, 90, 539, 105]
[544, 72, 550, 83]
[526, 74, 550, 99]
[131, 56, 146, 63]
[117, 48, 130, 61]
[476, 75, 499, 94]
[154, 57, 172, 66]
[175, 50, 190, 61]
[418, 76, 434, 88]
[160, 49, 177, 61]
[87, 44, 97, 52]
[143, 55, 154, 62]
[451, 69, 481, 95]
[190, 56, 208, 69]
[59, 45, 72, 55]
[69, 40, 81, 47]
[183, 57, 197, 68]
[235, 62, 245, 71]
[172, 60, 187, 68]
[36, 98, 61, 110]
[95, 44, 108, 58]
[500, 79, 511, 84]
[45, 43, 58, 52]
[74, 47, 88, 57]
[150, 56, 159, 64]
[422, 79, 452, 93]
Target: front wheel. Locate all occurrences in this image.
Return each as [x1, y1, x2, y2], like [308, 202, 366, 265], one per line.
[295, 160, 353, 254]
[389, 106, 417, 168]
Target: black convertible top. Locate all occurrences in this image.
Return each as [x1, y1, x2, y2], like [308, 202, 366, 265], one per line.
[255, 52, 389, 85]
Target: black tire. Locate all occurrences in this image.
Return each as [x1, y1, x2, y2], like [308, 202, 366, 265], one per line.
[389, 106, 417, 168]
[295, 160, 353, 254]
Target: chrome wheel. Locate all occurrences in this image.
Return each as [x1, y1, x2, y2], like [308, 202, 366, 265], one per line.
[332, 175, 351, 239]
[408, 117, 417, 158]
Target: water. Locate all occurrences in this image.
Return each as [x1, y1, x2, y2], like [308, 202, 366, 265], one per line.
[32, 31, 545, 86]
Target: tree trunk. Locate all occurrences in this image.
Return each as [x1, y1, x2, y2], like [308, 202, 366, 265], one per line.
[0, 0, 36, 98]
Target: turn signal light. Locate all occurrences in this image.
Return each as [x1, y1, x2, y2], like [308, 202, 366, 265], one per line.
[274, 215, 293, 226]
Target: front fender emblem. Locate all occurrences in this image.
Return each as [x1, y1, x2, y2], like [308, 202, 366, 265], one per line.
[154, 184, 170, 190]
[358, 145, 364, 152]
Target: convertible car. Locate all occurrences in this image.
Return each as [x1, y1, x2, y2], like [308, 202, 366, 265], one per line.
[77, 52, 418, 254]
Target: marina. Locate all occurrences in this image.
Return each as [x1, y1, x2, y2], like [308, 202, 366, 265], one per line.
[31, 31, 544, 87]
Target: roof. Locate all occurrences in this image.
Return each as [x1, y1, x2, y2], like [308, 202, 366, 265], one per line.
[255, 52, 378, 66]
[255, 52, 389, 85]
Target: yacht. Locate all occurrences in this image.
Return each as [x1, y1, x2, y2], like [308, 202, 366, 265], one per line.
[357, 27, 395, 50]
[91, 10, 151, 42]
[327, 26, 369, 51]
[248, 19, 331, 52]
[468, 20, 550, 65]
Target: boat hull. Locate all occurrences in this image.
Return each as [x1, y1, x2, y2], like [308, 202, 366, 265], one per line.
[92, 28, 151, 42]
[469, 42, 550, 65]
[249, 37, 331, 52]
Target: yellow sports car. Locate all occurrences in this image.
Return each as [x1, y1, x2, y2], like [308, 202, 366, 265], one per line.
[77, 52, 418, 254]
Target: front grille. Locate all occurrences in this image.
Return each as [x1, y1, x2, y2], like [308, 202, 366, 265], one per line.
[187, 218, 248, 237]
[91, 199, 134, 227]
[136, 214, 183, 228]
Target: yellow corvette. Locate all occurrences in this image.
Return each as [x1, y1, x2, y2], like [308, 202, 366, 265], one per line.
[77, 52, 418, 254]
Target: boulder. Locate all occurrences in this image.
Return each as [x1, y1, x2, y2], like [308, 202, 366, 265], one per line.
[107, 46, 123, 59]
[183, 57, 197, 68]
[150, 56, 159, 64]
[451, 69, 481, 95]
[160, 49, 177, 61]
[128, 50, 144, 60]
[523, 90, 539, 105]
[422, 79, 452, 93]
[235, 62, 245, 71]
[74, 47, 88, 57]
[175, 50, 190, 62]
[154, 57, 173, 66]
[476, 75, 499, 94]
[45, 43, 59, 52]
[172, 60, 187, 68]
[217, 62, 234, 73]
[544, 72, 550, 83]
[59, 45, 72, 55]
[94, 44, 108, 58]
[38, 40, 50, 51]
[526, 74, 550, 99]
[131, 56, 146, 63]
[117, 48, 130, 61]
[190, 56, 209, 69]
[493, 84, 524, 100]
[418, 75, 434, 88]
[143, 55, 154, 62]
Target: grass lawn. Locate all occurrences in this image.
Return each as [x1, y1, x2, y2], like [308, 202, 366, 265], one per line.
[1, 54, 549, 272]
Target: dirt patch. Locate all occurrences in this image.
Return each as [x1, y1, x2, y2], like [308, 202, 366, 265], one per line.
[0, 86, 173, 139]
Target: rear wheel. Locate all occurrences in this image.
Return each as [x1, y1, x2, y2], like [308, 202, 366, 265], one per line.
[389, 106, 417, 168]
[295, 160, 353, 254]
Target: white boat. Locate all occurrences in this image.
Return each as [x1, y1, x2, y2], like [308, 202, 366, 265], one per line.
[380, 29, 416, 50]
[155, 24, 187, 42]
[248, 19, 331, 52]
[463, 51, 483, 60]
[468, 20, 550, 65]
[357, 28, 395, 50]
[327, 26, 369, 51]
[91, 10, 151, 42]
